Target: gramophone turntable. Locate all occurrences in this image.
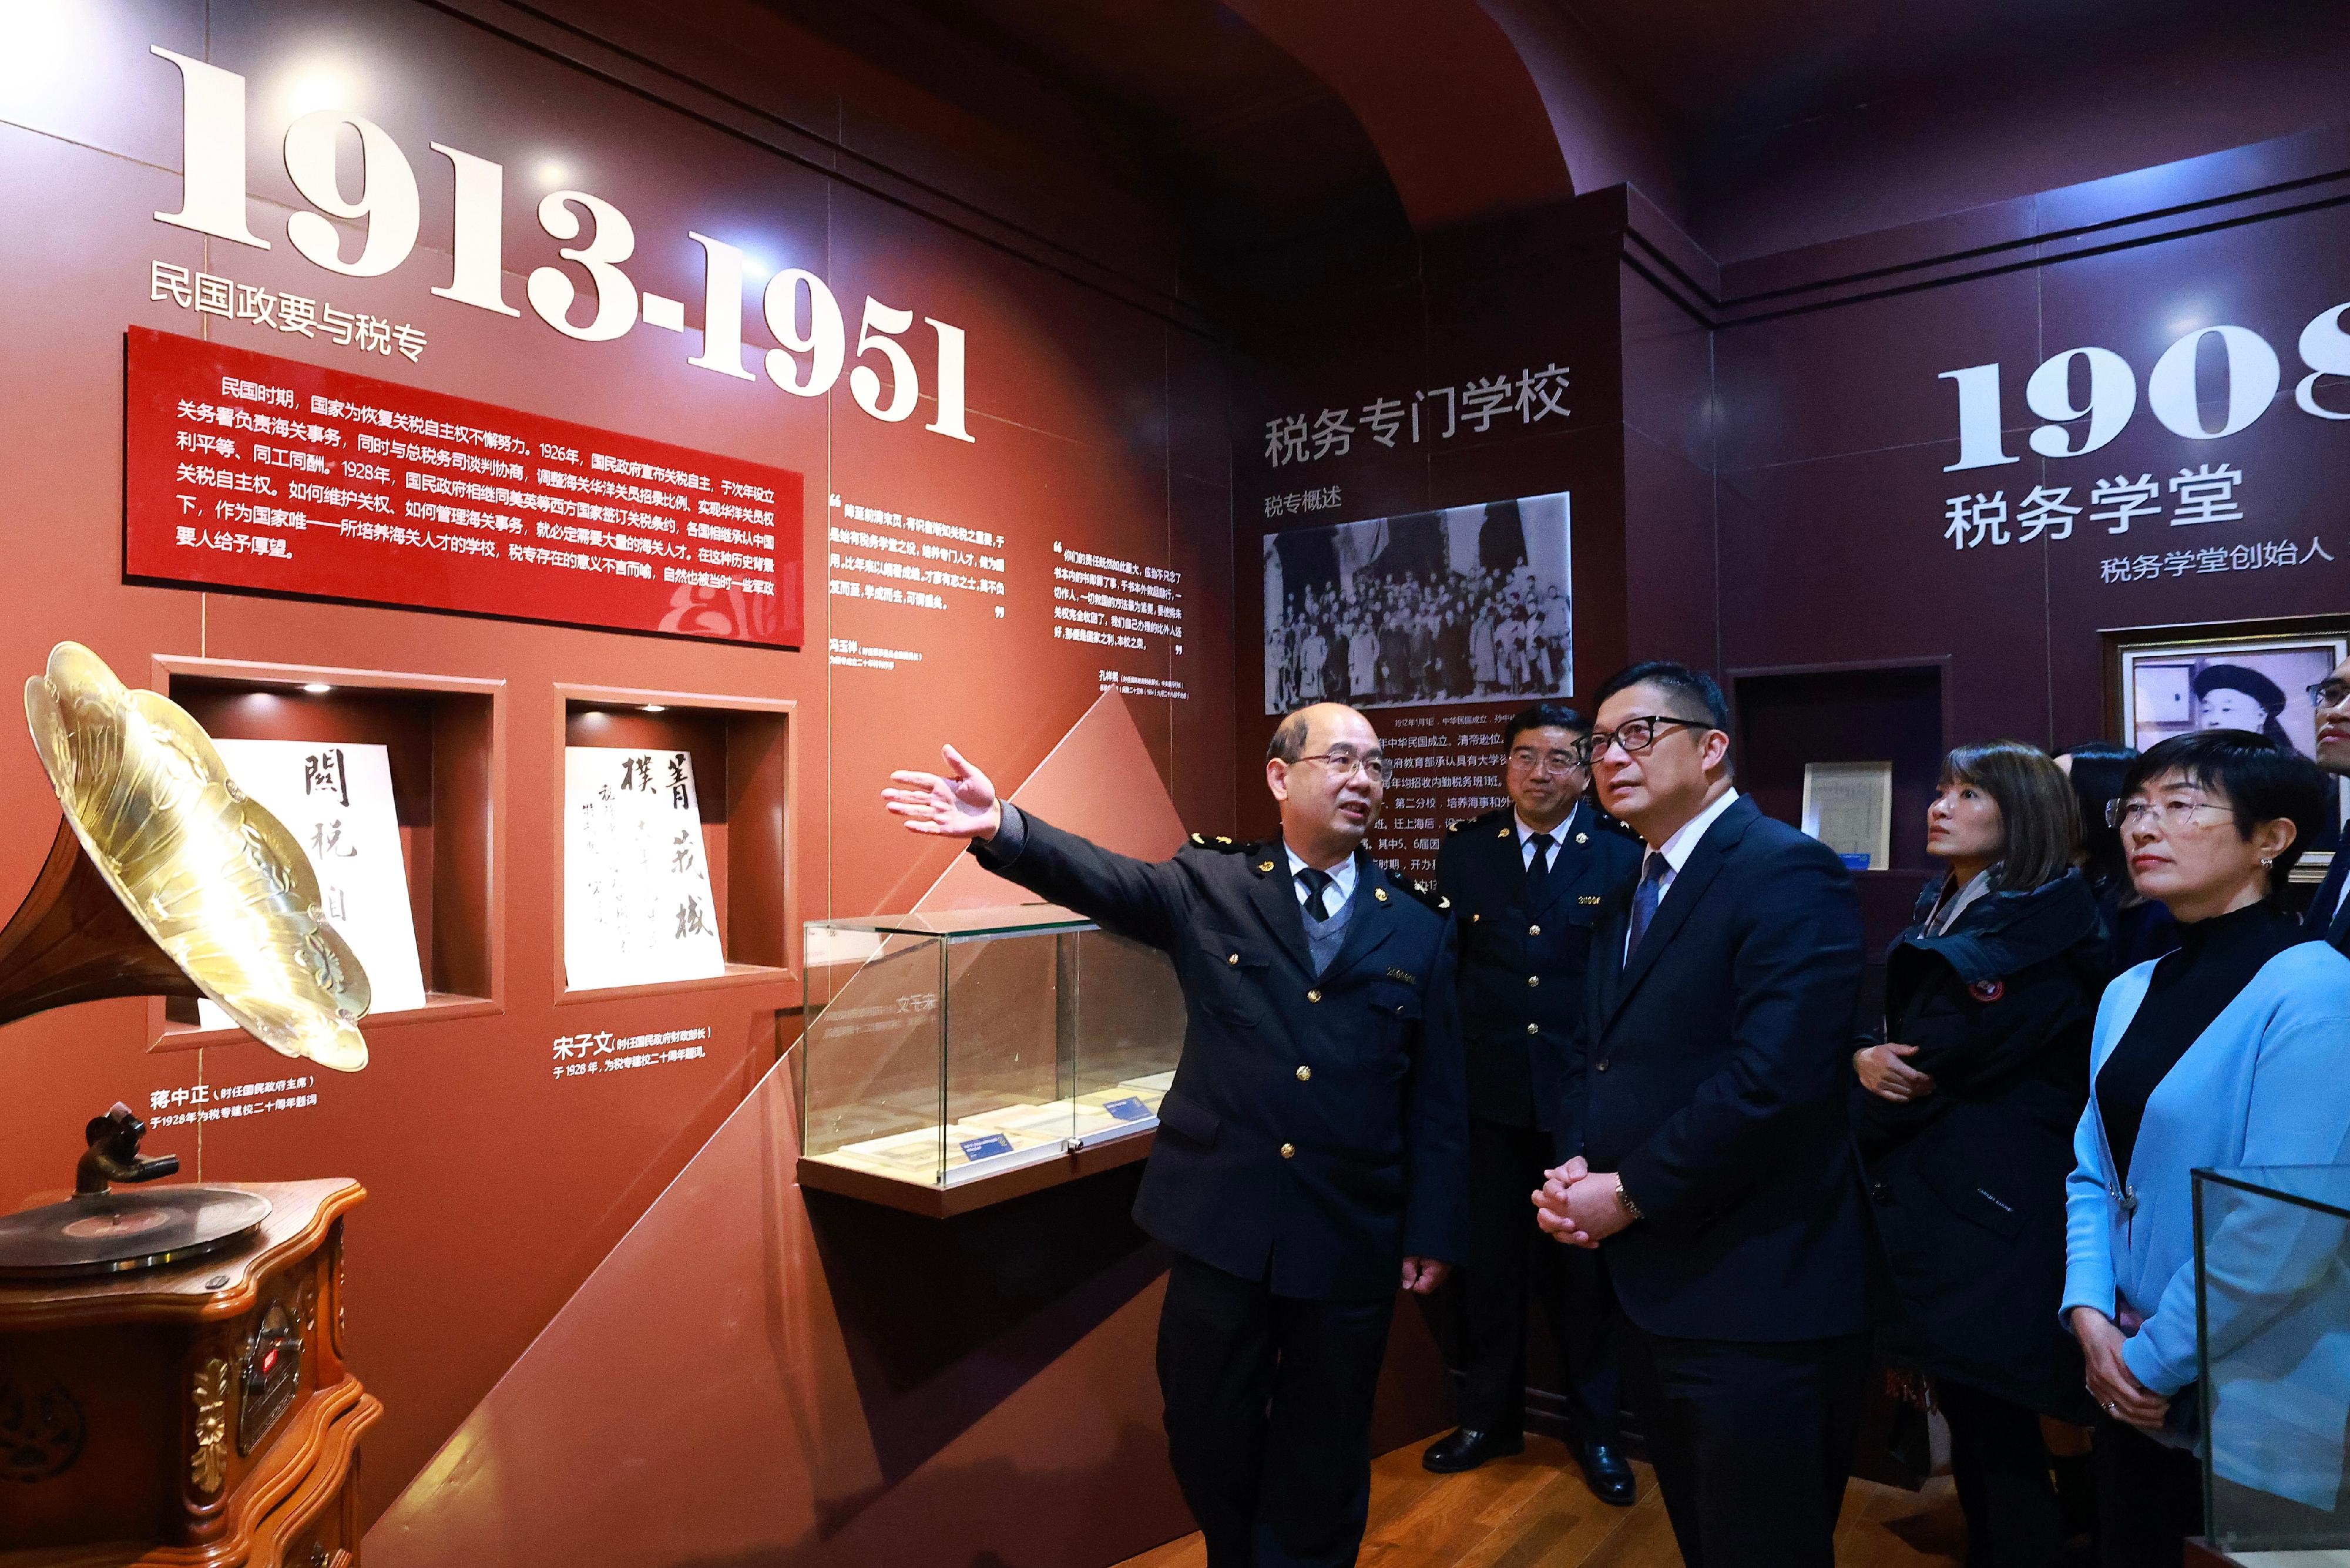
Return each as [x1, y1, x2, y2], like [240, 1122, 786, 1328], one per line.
[0, 643, 381, 1564]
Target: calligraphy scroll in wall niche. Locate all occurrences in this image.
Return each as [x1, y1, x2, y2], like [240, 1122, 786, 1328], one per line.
[562, 746, 726, 990]
[157, 662, 501, 1049]
[556, 691, 795, 1000]
[203, 739, 428, 1026]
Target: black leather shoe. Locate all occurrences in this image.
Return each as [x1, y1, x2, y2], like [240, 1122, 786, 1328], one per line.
[1576, 1441, 1636, 1506]
[1421, 1428, 1524, 1473]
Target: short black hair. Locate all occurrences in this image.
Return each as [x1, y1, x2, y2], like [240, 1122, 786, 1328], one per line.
[2058, 741, 2137, 893]
[1503, 703, 1586, 751]
[2120, 728, 2330, 889]
[1592, 660, 1730, 732]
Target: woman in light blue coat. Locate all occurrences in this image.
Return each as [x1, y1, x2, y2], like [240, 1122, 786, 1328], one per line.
[2061, 728, 2350, 1566]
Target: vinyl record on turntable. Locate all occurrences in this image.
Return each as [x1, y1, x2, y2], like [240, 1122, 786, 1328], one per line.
[0, 1186, 271, 1281]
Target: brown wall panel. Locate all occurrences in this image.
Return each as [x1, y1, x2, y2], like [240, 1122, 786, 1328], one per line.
[0, 0, 1229, 1550]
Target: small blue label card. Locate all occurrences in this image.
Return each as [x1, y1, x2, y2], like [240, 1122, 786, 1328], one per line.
[958, 1133, 1015, 1161]
[1103, 1096, 1150, 1122]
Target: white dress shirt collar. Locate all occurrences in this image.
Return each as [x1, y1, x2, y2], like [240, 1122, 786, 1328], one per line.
[1649, 786, 1741, 873]
[1286, 845, 1359, 911]
[1515, 804, 1580, 867]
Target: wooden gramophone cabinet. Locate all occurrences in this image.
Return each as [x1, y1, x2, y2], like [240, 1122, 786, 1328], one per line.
[0, 1180, 377, 1566]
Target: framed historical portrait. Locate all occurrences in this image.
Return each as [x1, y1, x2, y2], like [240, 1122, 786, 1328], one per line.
[2114, 626, 2346, 882]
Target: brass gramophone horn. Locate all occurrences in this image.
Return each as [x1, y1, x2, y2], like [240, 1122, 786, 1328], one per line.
[0, 642, 371, 1071]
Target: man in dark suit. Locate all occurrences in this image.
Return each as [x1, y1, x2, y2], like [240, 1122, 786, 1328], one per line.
[1532, 661, 1877, 1568]
[2302, 654, 2350, 952]
[1420, 703, 1642, 1505]
[883, 702, 1468, 1568]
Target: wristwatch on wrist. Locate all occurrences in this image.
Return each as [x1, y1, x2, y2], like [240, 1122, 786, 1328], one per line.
[1614, 1179, 1643, 1221]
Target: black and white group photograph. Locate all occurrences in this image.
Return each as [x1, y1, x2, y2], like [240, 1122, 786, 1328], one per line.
[1262, 492, 1573, 714]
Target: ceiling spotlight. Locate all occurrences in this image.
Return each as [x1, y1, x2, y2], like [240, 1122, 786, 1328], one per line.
[302, 682, 333, 694]
[641, 703, 667, 713]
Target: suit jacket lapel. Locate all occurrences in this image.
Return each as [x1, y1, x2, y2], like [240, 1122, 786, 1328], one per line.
[1602, 797, 1754, 1030]
[2319, 852, 2350, 945]
[1322, 851, 1399, 982]
[1248, 845, 1316, 975]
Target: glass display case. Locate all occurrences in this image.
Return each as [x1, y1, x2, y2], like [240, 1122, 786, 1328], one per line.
[797, 906, 1184, 1213]
[2193, 1165, 2350, 1563]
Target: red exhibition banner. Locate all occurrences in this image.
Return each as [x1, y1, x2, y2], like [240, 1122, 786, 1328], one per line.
[123, 326, 804, 647]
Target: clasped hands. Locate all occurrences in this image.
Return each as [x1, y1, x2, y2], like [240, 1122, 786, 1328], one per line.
[2070, 1306, 2170, 1431]
[1531, 1157, 1634, 1248]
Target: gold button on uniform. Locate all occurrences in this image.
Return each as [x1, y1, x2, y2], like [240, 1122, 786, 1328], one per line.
[1307, 988, 1322, 1002]
[1526, 1022, 1539, 1035]
[1280, 1142, 1297, 1160]
[1529, 924, 1541, 936]
[1295, 1065, 1312, 1082]
[1596, 1060, 1610, 1072]
[1227, 953, 1239, 965]
[1527, 975, 1540, 988]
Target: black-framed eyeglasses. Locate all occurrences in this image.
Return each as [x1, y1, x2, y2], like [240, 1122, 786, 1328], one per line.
[1296, 748, 1389, 785]
[1506, 746, 1585, 775]
[1573, 715, 1714, 766]
[2309, 679, 2350, 711]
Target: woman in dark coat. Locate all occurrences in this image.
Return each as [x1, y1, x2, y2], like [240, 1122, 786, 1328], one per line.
[1852, 740, 2110, 1568]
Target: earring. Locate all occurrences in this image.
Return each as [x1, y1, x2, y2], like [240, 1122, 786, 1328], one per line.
[2261, 857, 2276, 869]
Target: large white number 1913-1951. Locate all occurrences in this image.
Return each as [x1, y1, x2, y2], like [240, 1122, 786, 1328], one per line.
[1940, 305, 2350, 471]
[149, 46, 974, 442]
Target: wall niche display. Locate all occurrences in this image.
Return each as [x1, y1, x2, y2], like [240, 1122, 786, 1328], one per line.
[205, 738, 429, 1022]
[556, 690, 793, 997]
[157, 662, 501, 1047]
[561, 746, 726, 989]
[1801, 761, 1894, 871]
[1263, 491, 1572, 713]
[798, 908, 1183, 1218]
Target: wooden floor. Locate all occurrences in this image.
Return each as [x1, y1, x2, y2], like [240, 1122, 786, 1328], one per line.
[1114, 1432, 1969, 1568]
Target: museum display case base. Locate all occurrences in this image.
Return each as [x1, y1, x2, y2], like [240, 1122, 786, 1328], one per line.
[2186, 1541, 2350, 1566]
[798, 1127, 1160, 1218]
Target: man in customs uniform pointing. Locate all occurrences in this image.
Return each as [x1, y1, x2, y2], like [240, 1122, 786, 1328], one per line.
[884, 702, 1468, 1568]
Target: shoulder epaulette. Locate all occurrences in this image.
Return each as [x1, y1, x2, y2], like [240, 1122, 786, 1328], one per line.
[1185, 832, 1248, 852]
[1447, 806, 1509, 837]
[1399, 877, 1452, 913]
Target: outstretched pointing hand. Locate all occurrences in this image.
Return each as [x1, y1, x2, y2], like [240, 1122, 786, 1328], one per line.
[883, 744, 1003, 840]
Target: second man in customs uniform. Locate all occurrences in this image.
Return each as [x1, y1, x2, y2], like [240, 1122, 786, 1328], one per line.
[1421, 703, 1643, 1504]
[882, 701, 1468, 1568]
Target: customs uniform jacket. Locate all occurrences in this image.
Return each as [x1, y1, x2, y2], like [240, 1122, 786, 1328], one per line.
[1435, 804, 1642, 1132]
[972, 806, 1469, 1300]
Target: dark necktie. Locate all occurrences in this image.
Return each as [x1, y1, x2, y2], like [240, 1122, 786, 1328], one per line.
[1297, 867, 1335, 921]
[1524, 831, 1557, 905]
[1626, 851, 1671, 956]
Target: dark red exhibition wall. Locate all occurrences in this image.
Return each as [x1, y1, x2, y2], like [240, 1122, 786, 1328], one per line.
[1227, 119, 2350, 1430]
[1700, 127, 2350, 755]
[0, 0, 1231, 1544]
[1231, 192, 1634, 860]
